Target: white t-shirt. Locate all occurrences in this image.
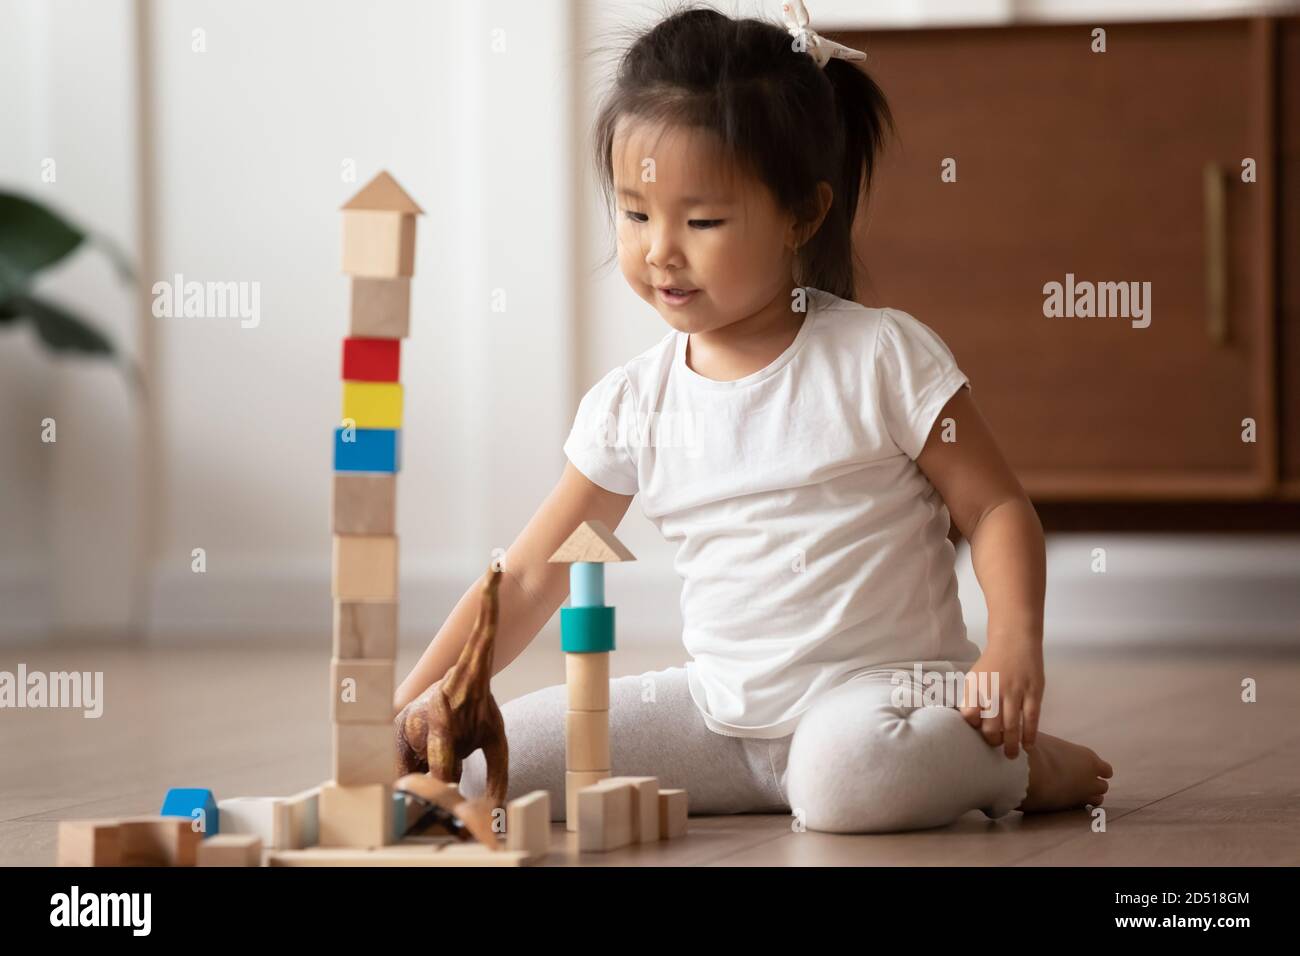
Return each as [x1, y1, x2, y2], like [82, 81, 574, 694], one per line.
[562, 287, 980, 739]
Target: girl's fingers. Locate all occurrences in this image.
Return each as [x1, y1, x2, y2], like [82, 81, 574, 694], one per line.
[1022, 696, 1041, 748]
[980, 714, 1003, 747]
[1001, 692, 1023, 758]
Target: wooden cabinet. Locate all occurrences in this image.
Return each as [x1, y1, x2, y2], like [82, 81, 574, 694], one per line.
[844, 17, 1295, 511]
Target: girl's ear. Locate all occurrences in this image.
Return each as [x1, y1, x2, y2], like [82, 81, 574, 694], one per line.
[790, 180, 835, 250]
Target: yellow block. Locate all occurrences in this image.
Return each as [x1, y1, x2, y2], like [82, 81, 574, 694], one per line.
[342, 382, 403, 429]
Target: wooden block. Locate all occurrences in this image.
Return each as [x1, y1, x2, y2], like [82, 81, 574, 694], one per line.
[119, 817, 201, 866]
[341, 381, 403, 429]
[548, 520, 636, 564]
[577, 780, 633, 853]
[318, 782, 393, 848]
[506, 790, 550, 862]
[341, 337, 401, 382]
[342, 210, 416, 278]
[566, 652, 609, 710]
[334, 426, 400, 473]
[565, 709, 610, 771]
[330, 658, 395, 724]
[604, 776, 660, 843]
[283, 787, 320, 850]
[332, 534, 398, 600]
[268, 842, 527, 867]
[658, 789, 688, 840]
[333, 721, 398, 785]
[349, 278, 411, 338]
[333, 601, 398, 659]
[565, 770, 608, 832]
[332, 474, 396, 536]
[57, 820, 121, 867]
[196, 834, 262, 867]
[217, 796, 286, 849]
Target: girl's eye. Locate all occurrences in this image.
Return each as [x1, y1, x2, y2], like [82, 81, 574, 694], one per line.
[620, 210, 723, 230]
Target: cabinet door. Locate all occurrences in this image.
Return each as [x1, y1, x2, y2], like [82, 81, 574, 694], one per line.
[845, 19, 1277, 499]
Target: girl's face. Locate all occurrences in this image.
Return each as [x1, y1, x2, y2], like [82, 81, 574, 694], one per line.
[611, 118, 803, 334]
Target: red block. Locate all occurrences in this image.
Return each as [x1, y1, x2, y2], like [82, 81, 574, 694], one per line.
[342, 338, 401, 382]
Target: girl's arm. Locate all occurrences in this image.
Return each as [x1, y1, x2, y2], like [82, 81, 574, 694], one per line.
[915, 386, 1046, 759]
[393, 462, 635, 711]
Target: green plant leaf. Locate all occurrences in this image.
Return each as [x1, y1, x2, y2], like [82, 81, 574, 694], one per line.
[0, 192, 86, 299]
[8, 293, 115, 354]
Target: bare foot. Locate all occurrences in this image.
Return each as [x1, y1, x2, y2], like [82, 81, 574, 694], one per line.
[1016, 732, 1113, 813]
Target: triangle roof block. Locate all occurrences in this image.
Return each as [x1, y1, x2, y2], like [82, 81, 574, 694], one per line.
[342, 171, 423, 214]
[548, 520, 637, 564]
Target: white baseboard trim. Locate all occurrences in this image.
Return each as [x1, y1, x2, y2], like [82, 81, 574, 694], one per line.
[5, 536, 1298, 650]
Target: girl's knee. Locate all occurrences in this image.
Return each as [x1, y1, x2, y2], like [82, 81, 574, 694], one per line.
[786, 690, 962, 833]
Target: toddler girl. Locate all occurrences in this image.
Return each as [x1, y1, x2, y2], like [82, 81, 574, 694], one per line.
[395, 2, 1112, 832]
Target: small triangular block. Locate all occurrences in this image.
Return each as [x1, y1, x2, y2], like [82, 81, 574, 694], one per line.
[548, 520, 636, 564]
[342, 171, 424, 214]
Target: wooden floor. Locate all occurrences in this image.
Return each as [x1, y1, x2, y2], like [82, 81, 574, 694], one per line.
[2, 638, 1298, 866]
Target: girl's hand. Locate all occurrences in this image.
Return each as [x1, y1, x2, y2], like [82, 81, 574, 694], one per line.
[956, 637, 1044, 759]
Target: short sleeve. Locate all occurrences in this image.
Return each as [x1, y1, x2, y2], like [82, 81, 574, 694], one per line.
[872, 308, 969, 459]
[562, 366, 640, 495]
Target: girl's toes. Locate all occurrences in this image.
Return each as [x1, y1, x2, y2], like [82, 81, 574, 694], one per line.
[1088, 794, 1105, 807]
[1096, 778, 1110, 794]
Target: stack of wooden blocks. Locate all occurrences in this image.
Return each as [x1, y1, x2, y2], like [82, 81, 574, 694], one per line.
[325, 170, 423, 848]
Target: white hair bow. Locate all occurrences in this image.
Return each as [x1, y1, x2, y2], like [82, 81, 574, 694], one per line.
[781, 0, 867, 68]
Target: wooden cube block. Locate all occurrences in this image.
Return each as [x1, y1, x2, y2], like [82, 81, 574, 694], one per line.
[319, 782, 392, 848]
[196, 834, 262, 867]
[564, 709, 610, 771]
[57, 820, 121, 867]
[333, 600, 398, 659]
[119, 817, 201, 866]
[342, 210, 416, 278]
[341, 381, 403, 429]
[577, 780, 633, 853]
[349, 278, 411, 338]
[566, 652, 609, 711]
[565, 770, 608, 832]
[333, 721, 398, 785]
[331, 534, 398, 600]
[332, 474, 396, 536]
[341, 337, 401, 382]
[506, 790, 551, 862]
[330, 658, 395, 724]
[658, 789, 688, 840]
[604, 776, 660, 843]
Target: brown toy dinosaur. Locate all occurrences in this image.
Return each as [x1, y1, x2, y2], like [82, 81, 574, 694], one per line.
[395, 563, 509, 812]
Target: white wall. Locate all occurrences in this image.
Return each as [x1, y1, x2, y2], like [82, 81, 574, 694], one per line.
[2, 0, 1297, 649]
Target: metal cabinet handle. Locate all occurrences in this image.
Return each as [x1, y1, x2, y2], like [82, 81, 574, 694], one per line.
[1203, 162, 1229, 346]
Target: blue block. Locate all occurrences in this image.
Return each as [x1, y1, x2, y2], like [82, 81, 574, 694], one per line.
[569, 562, 604, 607]
[160, 787, 219, 837]
[334, 427, 400, 472]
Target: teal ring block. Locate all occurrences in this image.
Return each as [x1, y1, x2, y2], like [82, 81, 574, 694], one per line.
[560, 605, 615, 653]
[570, 562, 604, 607]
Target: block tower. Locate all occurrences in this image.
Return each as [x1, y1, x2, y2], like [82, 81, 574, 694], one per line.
[547, 520, 636, 831]
[324, 171, 423, 847]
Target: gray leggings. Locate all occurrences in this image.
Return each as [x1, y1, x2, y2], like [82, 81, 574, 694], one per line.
[459, 661, 1030, 833]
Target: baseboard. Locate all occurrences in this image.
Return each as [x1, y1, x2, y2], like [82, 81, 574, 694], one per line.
[6, 536, 1298, 650]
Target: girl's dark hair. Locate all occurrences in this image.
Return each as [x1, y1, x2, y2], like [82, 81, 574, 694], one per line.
[591, 3, 893, 301]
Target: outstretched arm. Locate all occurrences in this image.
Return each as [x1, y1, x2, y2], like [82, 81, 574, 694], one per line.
[393, 462, 634, 711]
